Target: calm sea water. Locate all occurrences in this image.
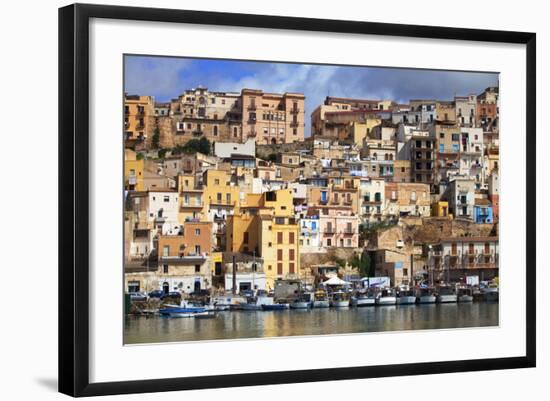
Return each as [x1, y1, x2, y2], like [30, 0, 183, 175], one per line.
[124, 302, 499, 344]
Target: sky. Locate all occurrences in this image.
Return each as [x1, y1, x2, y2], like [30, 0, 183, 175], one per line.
[125, 55, 499, 136]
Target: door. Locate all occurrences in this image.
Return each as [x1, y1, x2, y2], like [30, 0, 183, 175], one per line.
[194, 279, 201, 293]
[162, 282, 169, 294]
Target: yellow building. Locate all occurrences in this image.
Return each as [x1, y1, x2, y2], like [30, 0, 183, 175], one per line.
[124, 149, 145, 191]
[202, 169, 240, 219]
[124, 94, 154, 146]
[349, 119, 381, 146]
[432, 201, 451, 218]
[226, 189, 299, 289]
[177, 173, 204, 222]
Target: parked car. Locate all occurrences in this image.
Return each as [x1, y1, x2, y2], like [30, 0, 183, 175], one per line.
[160, 291, 182, 300]
[128, 292, 148, 302]
[148, 290, 164, 298]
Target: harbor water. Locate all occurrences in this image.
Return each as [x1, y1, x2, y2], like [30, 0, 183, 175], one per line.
[124, 302, 499, 344]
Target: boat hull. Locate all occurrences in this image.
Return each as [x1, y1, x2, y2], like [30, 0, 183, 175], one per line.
[458, 295, 473, 302]
[240, 303, 261, 311]
[312, 300, 330, 308]
[352, 297, 376, 307]
[159, 307, 207, 318]
[397, 296, 417, 305]
[437, 295, 458, 303]
[290, 301, 310, 309]
[330, 300, 350, 307]
[418, 295, 436, 304]
[483, 291, 499, 302]
[376, 296, 397, 305]
[261, 304, 289, 311]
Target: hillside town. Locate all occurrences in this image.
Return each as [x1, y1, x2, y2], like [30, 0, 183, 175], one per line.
[124, 86, 499, 310]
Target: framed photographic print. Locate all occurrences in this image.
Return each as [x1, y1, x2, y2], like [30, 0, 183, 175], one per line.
[58, 3, 536, 397]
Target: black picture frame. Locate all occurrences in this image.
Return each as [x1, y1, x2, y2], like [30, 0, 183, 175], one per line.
[58, 3, 536, 397]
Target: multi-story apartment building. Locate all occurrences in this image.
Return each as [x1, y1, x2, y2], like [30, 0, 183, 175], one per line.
[443, 177, 476, 220]
[384, 182, 431, 218]
[124, 94, 155, 147]
[319, 208, 360, 248]
[427, 236, 499, 281]
[455, 94, 477, 127]
[241, 88, 305, 144]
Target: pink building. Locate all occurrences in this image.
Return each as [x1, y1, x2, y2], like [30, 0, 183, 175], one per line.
[319, 207, 360, 248]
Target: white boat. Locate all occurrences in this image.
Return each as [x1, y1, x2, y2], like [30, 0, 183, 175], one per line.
[436, 285, 457, 303]
[330, 291, 350, 307]
[416, 287, 436, 304]
[239, 294, 274, 310]
[457, 287, 474, 302]
[351, 291, 376, 306]
[376, 288, 397, 305]
[211, 294, 246, 310]
[396, 289, 416, 305]
[312, 290, 330, 308]
[290, 292, 312, 309]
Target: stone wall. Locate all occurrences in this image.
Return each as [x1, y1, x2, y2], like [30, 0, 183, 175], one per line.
[256, 141, 312, 160]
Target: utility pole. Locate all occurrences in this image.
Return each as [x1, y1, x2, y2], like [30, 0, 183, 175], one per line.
[232, 254, 237, 295]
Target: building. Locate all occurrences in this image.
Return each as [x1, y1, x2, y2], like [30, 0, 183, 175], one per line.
[124, 94, 154, 148]
[223, 252, 266, 293]
[474, 199, 494, 224]
[124, 149, 145, 191]
[443, 177, 476, 220]
[241, 89, 305, 144]
[319, 207, 360, 248]
[427, 236, 499, 282]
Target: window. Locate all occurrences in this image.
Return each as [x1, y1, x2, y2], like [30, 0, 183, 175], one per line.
[214, 179, 220, 185]
[195, 228, 200, 236]
[289, 232, 295, 244]
[289, 249, 295, 261]
[411, 191, 417, 201]
[195, 265, 200, 273]
[277, 263, 283, 275]
[277, 249, 283, 261]
[163, 196, 170, 202]
[289, 263, 295, 274]
[163, 246, 169, 257]
[213, 126, 218, 136]
[163, 265, 168, 274]
[243, 232, 249, 244]
[440, 132, 445, 139]
[277, 232, 283, 244]
[452, 133, 460, 141]
[327, 239, 332, 247]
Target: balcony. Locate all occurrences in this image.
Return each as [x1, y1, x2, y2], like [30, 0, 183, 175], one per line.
[180, 203, 203, 210]
[290, 108, 300, 114]
[363, 200, 382, 205]
[247, 119, 257, 124]
[290, 121, 300, 128]
[247, 105, 257, 111]
[323, 228, 336, 235]
[209, 199, 236, 207]
[342, 229, 355, 235]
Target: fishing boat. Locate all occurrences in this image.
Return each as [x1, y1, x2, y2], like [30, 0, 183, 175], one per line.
[210, 294, 246, 310]
[457, 286, 474, 302]
[375, 288, 397, 305]
[416, 287, 436, 304]
[312, 290, 330, 308]
[194, 311, 217, 319]
[436, 284, 457, 303]
[482, 283, 499, 302]
[396, 288, 417, 305]
[240, 294, 275, 310]
[261, 303, 289, 311]
[290, 293, 312, 309]
[351, 290, 376, 307]
[330, 291, 350, 307]
[158, 301, 207, 318]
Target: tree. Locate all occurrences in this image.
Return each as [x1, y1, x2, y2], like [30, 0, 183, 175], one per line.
[174, 137, 212, 155]
[151, 127, 160, 149]
[350, 253, 372, 278]
[157, 148, 168, 159]
[136, 152, 144, 160]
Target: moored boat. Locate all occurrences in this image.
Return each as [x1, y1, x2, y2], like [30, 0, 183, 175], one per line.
[436, 284, 457, 303]
[159, 301, 207, 318]
[351, 290, 376, 307]
[375, 288, 397, 305]
[330, 291, 350, 307]
[312, 290, 330, 308]
[482, 284, 499, 302]
[416, 287, 436, 304]
[396, 288, 416, 305]
[261, 303, 289, 311]
[457, 287, 474, 302]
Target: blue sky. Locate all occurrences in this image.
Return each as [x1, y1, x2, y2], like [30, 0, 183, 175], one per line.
[125, 55, 498, 135]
